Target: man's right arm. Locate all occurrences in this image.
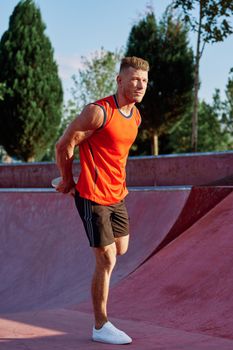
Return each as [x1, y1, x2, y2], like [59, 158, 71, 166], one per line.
[55, 104, 104, 193]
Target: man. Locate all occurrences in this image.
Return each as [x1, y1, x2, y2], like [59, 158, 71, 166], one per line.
[55, 56, 149, 344]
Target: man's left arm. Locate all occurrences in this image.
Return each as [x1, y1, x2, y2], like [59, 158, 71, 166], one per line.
[55, 104, 104, 193]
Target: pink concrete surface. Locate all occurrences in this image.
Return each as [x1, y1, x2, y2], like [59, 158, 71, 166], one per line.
[1, 151, 233, 188]
[127, 152, 233, 187]
[0, 187, 233, 349]
[153, 186, 233, 253]
[102, 191, 233, 341]
[1, 309, 233, 350]
[0, 161, 70, 188]
[0, 188, 191, 314]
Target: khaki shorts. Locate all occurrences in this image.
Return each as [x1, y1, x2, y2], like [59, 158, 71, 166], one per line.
[74, 191, 129, 247]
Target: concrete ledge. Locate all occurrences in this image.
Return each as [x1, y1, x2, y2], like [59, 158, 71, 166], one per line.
[1, 151, 233, 188]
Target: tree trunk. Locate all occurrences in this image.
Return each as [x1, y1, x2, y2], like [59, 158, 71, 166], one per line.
[192, 2, 203, 152]
[192, 61, 199, 152]
[151, 131, 159, 155]
[26, 156, 35, 162]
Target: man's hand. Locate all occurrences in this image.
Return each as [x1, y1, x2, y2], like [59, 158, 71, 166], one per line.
[55, 178, 76, 196]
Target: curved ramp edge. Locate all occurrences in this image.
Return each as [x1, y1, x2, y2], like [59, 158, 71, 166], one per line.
[152, 186, 233, 254]
[107, 190, 233, 340]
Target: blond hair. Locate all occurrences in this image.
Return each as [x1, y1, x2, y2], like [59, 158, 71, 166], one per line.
[120, 56, 149, 72]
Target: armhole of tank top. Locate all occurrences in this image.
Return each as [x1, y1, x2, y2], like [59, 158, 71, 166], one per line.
[91, 103, 107, 129]
[135, 107, 142, 127]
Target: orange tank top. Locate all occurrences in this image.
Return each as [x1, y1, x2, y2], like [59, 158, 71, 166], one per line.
[76, 95, 141, 205]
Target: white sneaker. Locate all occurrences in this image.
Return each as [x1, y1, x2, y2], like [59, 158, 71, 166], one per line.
[92, 321, 132, 344]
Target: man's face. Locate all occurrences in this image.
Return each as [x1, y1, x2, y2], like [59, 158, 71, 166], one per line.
[117, 67, 148, 103]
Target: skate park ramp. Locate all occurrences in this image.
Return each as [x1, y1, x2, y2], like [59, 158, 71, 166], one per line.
[106, 190, 233, 342]
[0, 188, 192, 314]
[0, 186, 233, 349]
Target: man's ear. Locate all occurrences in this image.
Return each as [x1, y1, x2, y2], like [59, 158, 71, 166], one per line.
[116, 74, 121, 85]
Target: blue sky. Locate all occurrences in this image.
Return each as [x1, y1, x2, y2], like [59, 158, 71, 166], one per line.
[0, 0, 233, 104]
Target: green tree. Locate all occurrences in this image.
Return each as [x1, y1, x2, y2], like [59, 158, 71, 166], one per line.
[172, 0, 233, 151]
[0, 0, 63, 162]
[64, 48, 122, 127]
[164, 90, 232, 153]
[0, 83, 6, 101]
[76, 48, 122, 105]
[221, 68, 233, 135]
[126, 9, 194, 155]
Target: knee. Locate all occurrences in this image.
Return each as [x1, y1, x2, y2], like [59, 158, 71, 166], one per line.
[117, 246, 128, 256]
[95, 248, 116, 272]
[115, 236, 129, 256]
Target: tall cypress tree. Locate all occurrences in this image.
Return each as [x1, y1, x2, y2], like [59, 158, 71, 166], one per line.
[0, 0, 63, 161]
